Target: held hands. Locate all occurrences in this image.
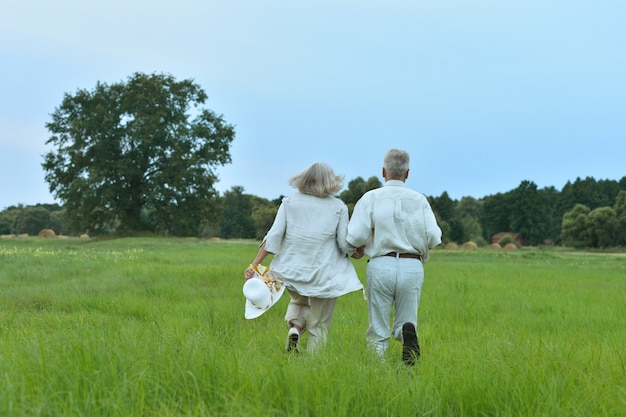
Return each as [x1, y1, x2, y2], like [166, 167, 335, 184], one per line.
[351, 245, 365, 259]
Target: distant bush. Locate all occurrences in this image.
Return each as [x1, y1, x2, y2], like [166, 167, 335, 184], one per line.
[497, 234, 517, 248]
[473, 236, 488, 247]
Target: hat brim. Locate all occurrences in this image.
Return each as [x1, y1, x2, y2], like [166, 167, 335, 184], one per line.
[244, 280, 286, 319]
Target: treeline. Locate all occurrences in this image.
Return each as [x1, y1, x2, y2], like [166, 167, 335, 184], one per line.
[2, 175, 625, 248]
[429, 176, 626, 248]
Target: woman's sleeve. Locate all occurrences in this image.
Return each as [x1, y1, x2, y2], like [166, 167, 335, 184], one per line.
[263, 200, 287, 254]
[336, 204, 355, 256]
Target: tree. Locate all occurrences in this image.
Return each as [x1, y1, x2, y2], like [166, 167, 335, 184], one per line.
[430, 191, 456, 225]
[219, 186, 256, 239]
[615, 191, 626, 246]
[43, 72, 234, 235]
[461, 216, 484, 244]
[447, 218, 464, 244]
[0, 204, 66, 235]
[251, 204, 278, 240]
[49, 209, 69, 236]
[0, 209, 15, 234]
[455, 196, 482, 221]
[452, 196, 483, 243]
[339, 176, 382, 206]
[480, 192, 512, 242]
[508, 181, 555, 246]
[587, 207, 617, 248]
[615, 191, 626, 217]
[480, 181, 555, 246]
[557, 177, 621, 218]
[541, 185, 562, 243]
[561, 204, 591, 248]
[13, 206, 51, 236]
[249, 194, 279, 240]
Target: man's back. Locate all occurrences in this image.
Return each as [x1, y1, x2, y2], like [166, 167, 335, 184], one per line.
[347, 180, 441, 261]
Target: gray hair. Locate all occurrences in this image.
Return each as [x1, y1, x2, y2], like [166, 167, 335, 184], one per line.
[289, 162, 344, 197]
[383, 148, 410, 179]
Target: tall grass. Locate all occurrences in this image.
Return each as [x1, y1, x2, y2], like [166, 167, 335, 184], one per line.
[0, 238, 624, 416]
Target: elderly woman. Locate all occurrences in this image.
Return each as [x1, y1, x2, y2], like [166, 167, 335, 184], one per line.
[245, 162, 363, 352]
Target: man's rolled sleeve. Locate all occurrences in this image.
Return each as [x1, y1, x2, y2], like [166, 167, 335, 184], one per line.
[423, 204, 442, 249]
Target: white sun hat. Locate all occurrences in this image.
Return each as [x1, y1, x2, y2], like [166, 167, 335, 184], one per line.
[243, 264, 286, 319]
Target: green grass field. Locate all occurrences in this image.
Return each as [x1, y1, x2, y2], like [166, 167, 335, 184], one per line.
[1, 238, 624, 416]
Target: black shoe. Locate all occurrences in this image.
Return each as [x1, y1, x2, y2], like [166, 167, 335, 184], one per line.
[402, 322, 420, 366]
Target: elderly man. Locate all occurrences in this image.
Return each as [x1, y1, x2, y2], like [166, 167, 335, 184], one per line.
[347, 148, 442, 365]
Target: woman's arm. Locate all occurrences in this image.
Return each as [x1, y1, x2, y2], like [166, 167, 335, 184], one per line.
[244, 240, 272, 279]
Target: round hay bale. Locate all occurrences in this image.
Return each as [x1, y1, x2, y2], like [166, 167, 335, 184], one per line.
[444, 242, 458, 250]
[80, 234, 90, 239]
[18, 233, 29, 238]
[461, 241, 478, 250]
[489, 243, 502, 250]
[38, 229, 56, 238]
[503, 243, 518, 251]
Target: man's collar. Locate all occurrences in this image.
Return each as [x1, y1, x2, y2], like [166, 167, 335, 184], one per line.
[384, 179, 406, 187]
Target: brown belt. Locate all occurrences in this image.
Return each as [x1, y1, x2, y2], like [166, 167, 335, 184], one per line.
[384, 252, 422, 260]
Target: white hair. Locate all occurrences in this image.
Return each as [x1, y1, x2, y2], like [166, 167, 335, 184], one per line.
[383, 148, 410, 179]
[289, 162, 344, 197]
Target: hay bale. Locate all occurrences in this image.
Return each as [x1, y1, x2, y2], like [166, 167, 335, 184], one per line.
[80, 234, 90, 239]
[461, 241, 478, 250]
[18, 233, 29, 238]
[503, 243, 518, 251]
[38, 229, 56, 238]
[444, 242, 458, 250]
[489, 243, 502, 250]
[1, 234, 16, 239]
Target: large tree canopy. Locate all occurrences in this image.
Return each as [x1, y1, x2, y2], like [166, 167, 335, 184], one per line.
[339, 176, 382, 206]
[43, 72, 235, 235]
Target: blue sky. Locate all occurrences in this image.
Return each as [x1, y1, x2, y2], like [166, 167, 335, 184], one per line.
[1, 0, 625, 210]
